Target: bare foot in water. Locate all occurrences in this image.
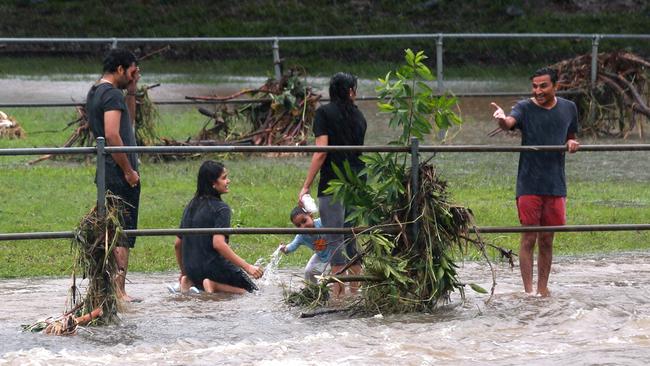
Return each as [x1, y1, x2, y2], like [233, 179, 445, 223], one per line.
[119, 294, 143, 303]
[536, 288, 551, 297]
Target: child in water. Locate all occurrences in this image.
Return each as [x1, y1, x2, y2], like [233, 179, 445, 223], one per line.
[280, 207, 333, 283]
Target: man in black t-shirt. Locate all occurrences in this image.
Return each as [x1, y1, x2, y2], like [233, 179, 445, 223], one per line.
[86, 48, 141, 302]
[491, 67, 579, 297]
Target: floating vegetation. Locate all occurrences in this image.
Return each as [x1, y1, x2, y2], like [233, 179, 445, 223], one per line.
[22, 194, 127, 335]
[284, 50, 503, 315]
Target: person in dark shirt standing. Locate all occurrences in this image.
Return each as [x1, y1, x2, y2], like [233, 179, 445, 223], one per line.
[86, 48, 141, 302]
[491, 67, 580, 297]
[299, 72, 367, 296]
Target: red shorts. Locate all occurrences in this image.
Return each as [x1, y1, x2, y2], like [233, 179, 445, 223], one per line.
[516, 195, 566, 226]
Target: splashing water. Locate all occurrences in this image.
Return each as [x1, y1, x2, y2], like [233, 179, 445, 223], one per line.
[255, 246, 283, 287]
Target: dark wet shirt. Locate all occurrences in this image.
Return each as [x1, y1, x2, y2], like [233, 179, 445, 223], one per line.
[86, 83, 138, 171]
[510, 97, 578, 197]
[179, 196, 231, 274]
[313, 102, 367, 196]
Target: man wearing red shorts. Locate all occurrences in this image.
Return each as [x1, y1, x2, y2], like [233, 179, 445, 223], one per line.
[491, 67, 580, 297]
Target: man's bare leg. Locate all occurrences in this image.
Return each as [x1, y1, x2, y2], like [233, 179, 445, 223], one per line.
[536, 232, 554, 297]
[519, 232, 537, 294]
[114, 246, 139, 302]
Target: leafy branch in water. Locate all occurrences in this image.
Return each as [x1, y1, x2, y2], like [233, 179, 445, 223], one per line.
[288, 49, 498, 313]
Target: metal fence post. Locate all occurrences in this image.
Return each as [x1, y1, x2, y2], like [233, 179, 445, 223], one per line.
[96, 137, 106, 217]
[111, 38, 118, 49]
[591, 35, 600, 87]
[410, 137, 420, 242]
[272, 37, 282, 81]
[436, 34, 444, 92]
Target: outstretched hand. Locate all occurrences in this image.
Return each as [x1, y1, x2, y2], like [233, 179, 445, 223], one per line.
[491, 102, 506, 122]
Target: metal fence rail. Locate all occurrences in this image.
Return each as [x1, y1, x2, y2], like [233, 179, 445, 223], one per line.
[2, 224, 650, 241]
[1, 140, 649, 242]
[0, 91, 585, 109]
[2, 33, 648, 89]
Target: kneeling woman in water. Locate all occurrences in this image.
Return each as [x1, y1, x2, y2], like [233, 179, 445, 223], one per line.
[174, 160, 263, 294]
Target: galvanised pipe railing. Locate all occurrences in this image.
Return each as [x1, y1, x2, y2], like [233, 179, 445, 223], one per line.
[2, 33, 648, 87]
[0, 91, 585, 109]
[2, 224, 650, 241]
[1, 141, 649, 242]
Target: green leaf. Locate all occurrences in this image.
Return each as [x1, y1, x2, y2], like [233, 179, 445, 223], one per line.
[469, 283, 488, 294]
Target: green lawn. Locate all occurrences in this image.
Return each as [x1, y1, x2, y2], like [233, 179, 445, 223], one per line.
[1, 105, 649, 278]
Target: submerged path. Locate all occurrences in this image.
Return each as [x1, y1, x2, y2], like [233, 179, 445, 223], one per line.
[1, 252, 649, 365]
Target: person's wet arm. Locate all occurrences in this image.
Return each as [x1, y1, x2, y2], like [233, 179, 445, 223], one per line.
[174, 236, 185, 282]
[299, 135, 328, 201]
[104, 110, 139, 186]
[212, 234, 263, 278]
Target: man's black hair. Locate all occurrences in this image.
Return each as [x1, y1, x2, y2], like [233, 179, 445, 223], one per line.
[530, 67, 558, 84]
[102, 48, 138, 73]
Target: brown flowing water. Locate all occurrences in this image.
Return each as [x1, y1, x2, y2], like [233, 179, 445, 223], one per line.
[1, 76, 649, 364]
[2, 252, 650, 365]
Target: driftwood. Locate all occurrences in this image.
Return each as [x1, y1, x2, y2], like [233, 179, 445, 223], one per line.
[488, 51, 649, 139]
[29, 84, 160, 165]
[182, 69, 321, 148]
[552, 51, 649, 138]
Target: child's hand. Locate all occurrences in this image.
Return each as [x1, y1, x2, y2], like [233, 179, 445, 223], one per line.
[279, 244, 288, 254]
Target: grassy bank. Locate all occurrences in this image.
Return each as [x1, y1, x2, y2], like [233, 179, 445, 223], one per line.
[1, 105, 649, 278]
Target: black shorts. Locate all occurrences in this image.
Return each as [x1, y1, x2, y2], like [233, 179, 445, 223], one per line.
[103, 165, 140, 248]
[187, 259, 258, 293]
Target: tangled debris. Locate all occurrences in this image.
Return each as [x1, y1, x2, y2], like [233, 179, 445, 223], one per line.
[552, 51, 649, 138]
[284, 50, 508, 315]
[22, 195, 126, 335]
[182, 69, 321, 147]
[29, 84, 160, 165]
[0, 110, 26, 139]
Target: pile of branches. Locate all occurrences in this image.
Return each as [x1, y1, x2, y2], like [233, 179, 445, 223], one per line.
[30, 85, 160, 164]
[23, 195, 126, 335]
[182, 69, 321, 147]
[0, 111, 26, 139]
[552, 51, 650, 138]
[286, 162, 502, 315]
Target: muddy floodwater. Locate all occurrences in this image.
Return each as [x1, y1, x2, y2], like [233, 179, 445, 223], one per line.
[1, 252, 650, 365]
[1, 76, 649, 364]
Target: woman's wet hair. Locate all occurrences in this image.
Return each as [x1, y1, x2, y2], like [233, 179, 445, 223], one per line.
[290, 206, 308, 222]
[328, 72, 359, 138]
[195, 160, 226, 199]
[530, 67, 558, 84]
[329, 72, 357, 106]
[102, 48, 138, 73]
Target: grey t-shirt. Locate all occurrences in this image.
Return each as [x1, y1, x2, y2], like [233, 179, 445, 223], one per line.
[86, 82, 139, 171]
[510, 97, 578, 197]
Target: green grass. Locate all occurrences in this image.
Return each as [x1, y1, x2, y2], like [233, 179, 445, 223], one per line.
[1, 105, 649, 278]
